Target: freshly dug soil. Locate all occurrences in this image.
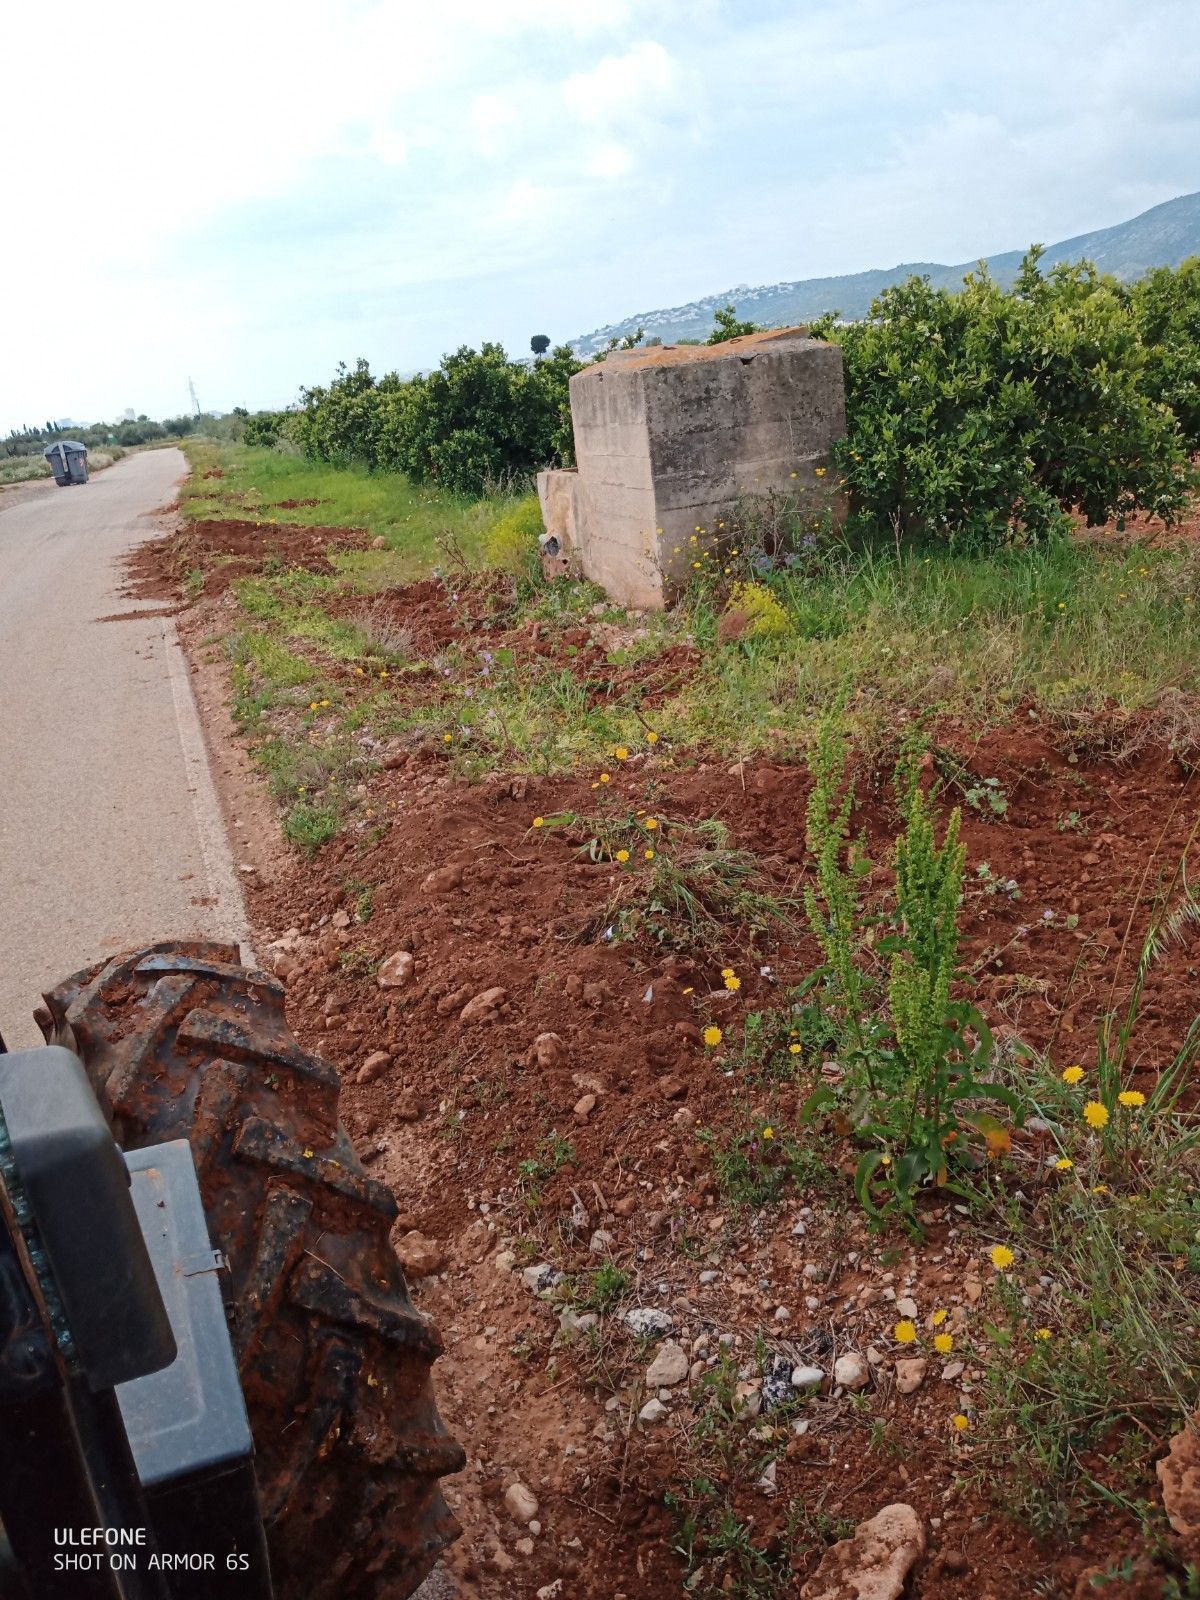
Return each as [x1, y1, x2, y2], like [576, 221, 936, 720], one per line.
[153, 513, 1200, 1598]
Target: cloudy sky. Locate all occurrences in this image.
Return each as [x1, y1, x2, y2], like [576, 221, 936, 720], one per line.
[3, 0, 1198, 430]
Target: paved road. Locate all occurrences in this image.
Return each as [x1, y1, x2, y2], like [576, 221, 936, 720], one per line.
[0, 448, 251, 1048]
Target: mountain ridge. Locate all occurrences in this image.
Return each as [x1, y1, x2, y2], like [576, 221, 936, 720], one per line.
[570, 190, 1200, 356]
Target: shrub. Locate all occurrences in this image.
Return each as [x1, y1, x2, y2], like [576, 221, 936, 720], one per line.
[484, 495, 545, 580]
[723, 580, 791, 639]
[1133, 257, 1200, 449]
[816, 249, 1191, 549]
[291, 343, 582, 496]
[706, 302, 760, 344]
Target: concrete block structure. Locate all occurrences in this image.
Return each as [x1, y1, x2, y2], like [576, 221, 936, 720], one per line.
[537, 327, 845, 610]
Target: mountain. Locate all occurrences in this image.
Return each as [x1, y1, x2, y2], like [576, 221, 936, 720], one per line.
[570, 191, 1200, 356]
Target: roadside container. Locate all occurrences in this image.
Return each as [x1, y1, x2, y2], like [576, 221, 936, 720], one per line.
[43, 440, 89, 486]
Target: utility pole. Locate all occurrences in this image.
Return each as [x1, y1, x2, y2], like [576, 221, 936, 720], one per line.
[188, 377, 201, 418]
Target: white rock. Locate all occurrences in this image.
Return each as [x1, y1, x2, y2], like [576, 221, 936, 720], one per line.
[504, 1482, 539, 1525]
[698, 1269, 718, 1284]
[757, 1459, 778, 1496]
[589, 1229, 615, 1255]
[638, 1397, 668, 1424]
[376, 950, 414, 988]
[791, 1364, 824, 1390]
[521, 1263, 564, 1295]
[894, 1358, 927, 1396]
[894, 1297, 919, 1319]
[625, 1307, 673, 1339]
[833, 1352, 870, 1391]
[645, 1342, 689, 1387]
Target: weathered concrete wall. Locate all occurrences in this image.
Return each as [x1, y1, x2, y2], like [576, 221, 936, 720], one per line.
[548, 327, 845, 609]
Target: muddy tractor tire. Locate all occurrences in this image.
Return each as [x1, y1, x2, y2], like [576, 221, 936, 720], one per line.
[38, 941, 463, 1600]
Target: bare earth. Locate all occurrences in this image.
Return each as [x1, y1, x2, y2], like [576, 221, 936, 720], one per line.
[0, 448, 251, 1047]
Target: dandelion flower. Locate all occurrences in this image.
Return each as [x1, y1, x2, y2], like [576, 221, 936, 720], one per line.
[990, 1244, 1015, 1271]
[615, 849, 630, 863]
[644, 848, 655, 860]
[1062, 1065, 1084, 1084]
[721, 967, 735, 978]
[532, 817, 545, 828]
[1034, 1328, 1052, 1342]
[1092, 1184, 1110, 1196]
[815, 467, 827, 477]
[644, 817, 658, 830]
[692, 561, 701, 570]
[952, 1413, 970, 1433]
[1083, 1101, 1109, 1130]
[614, 747, 629, 761]
[932, 1309, 948, 1326]
[762, 1126, 775, 1140]
[703, 1026, 723, 1047]
[894, 1320, 917, 1344]
[725, 975, 741, 992]
[788, 1043, 802, 1055]
[1057, 602, 1066, 611]
[790, 471, 798, 479]
[1055, 1156, 1074, 1171]
[646, 731, 659, 743]
[443, 733, 453, 744]
[1117, 1090, 1145, 1108]
[934, 1333, 954, 1355]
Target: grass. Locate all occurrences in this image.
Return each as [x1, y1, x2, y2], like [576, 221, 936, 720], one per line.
[181, 438, 503, 580]
[182, 441, 1200, 867]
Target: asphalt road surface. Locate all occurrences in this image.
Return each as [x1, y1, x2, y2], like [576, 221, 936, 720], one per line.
[0, 449, 251, 1048]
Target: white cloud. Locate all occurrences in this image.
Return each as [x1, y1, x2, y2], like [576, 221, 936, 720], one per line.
[2, 0, 1198, 427]
[588, 142, 635, 180]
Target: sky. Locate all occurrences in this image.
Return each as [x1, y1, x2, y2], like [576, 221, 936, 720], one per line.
[3, 0, 1199, 431]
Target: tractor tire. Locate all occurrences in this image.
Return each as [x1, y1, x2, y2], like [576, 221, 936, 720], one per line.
[38, 941, 463, 1600]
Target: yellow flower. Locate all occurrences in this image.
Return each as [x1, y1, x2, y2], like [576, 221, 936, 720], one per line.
[1062, 1065, 1084, 1084]
[952, 1413, 970, 1433]
[615, 849, 630, 863]
[303, 1148, 314, 1160]
[644, 848, 655, 860]
[814, 466, 827, 477]
[1117, 1090, 1145, 1108]
[1083, 1101, 1109, 1130]
[1055, 1156, 1074, 1171]
[532, 816, 545, 828]
[692, 561, 701, 570]
[990, 1244, 1015, 1271]
[644, 817, 658, 830]
[933, 1333, 954, 1355]
[308, 701, 319, 711]
[721, 967, 735, 978]
[646, 731, 659, 743]
[443, 733, 453, 743]
[703, 1026, 723, 1047]
[788, 1043, 802, 1055]
[894, 1320, 917, 1344]
[790, 471, 798, 479]
[762, 1126, 775, 1140]
[614, 747, 628, 761]
[1057, 602, 1066, 611]
[932, 1308, 948, 1326]
[1092, 1184, 1110, 1195]
[724, 975, 741, 992]
[1034, 1328, 1052, 1342]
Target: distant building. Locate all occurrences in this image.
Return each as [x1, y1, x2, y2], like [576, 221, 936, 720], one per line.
[122, 408, 136, 422]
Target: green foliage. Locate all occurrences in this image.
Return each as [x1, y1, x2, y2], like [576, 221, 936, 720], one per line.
[283, 800, 340, 853]
[1133, 257, 1200, 448]
[887, 786, 965, 1085]
[242, 410, 293, 449]
[581, 1261, 630, 1311]
[484, 494, 545, 581]
[724, 581, 792, 639]
[707, 302, 760, 344]
[817, 249, 1191, 549]
[802, 704, 873, 1058]
[291, 342, 583, 496]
